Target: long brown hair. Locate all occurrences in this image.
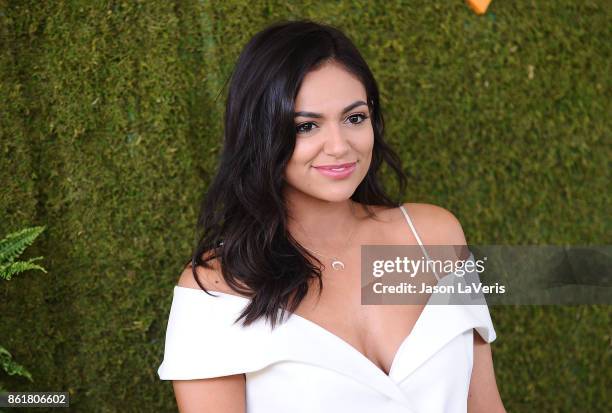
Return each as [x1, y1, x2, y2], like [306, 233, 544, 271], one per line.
[189, 19, 407, 329]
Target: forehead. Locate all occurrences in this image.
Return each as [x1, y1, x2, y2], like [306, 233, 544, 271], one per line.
[295, 62, 367, 111]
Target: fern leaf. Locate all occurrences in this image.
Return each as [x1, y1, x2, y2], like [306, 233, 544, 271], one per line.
[0, 346, 33, 382]
[0, 258, 47, 280]
[0, 226, 46, 265]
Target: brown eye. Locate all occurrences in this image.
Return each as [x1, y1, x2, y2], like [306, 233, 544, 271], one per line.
[346, 113, 369, 124]
[296, 122, 317, 134]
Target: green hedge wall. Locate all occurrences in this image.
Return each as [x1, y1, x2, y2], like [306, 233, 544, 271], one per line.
[1, 1, 609, 412]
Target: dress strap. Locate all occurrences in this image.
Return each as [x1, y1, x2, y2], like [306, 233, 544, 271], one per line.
[398, 204, 440, 281]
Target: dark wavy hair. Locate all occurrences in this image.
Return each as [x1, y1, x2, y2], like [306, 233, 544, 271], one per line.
[187, 19, 407, 328]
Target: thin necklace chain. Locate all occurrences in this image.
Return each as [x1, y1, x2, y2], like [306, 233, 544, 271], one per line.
[294, 208, 358, 270]
[297, 222, 357, 260]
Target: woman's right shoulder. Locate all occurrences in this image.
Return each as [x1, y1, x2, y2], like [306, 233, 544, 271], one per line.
[177, 250, 224, 290]
[176, 251, 250, 298]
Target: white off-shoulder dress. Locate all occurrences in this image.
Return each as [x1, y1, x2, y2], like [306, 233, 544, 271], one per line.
[158, 205, 497, 413]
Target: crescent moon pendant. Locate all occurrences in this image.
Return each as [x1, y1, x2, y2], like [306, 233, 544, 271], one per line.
[331, 260, 345, 270]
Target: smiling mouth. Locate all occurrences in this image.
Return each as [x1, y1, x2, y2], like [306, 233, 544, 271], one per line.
[313, 161, 357, 171]
[311, 161, 357, 179]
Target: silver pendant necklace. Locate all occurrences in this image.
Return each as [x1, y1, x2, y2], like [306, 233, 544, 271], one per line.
[295, 216, 358, 271]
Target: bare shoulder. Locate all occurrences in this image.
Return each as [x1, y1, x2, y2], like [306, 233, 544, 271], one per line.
[359, 202, 467, 247]
[399, 202, 468, 246]
[177, 251, 247, 297]
[176, 252, 222, 290]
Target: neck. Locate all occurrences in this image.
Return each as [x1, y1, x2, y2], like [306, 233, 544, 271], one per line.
[284, 191, 363, 248]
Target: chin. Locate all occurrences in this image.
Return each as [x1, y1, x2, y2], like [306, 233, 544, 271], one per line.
[315, 187, 359, 203]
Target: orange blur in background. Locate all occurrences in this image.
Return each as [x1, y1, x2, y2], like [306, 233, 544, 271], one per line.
[466, 0, 492, 15]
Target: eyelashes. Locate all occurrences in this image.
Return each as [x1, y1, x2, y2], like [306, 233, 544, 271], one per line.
[295, 113, 370, 135]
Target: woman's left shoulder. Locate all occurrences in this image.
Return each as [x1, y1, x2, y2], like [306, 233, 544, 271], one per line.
[399, 202, 468, 245]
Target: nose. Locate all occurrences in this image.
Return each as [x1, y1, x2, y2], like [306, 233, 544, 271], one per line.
[323, 123, 350, 157]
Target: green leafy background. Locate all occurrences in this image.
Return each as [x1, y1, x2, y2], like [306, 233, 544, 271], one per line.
[1, 1, 610, 411]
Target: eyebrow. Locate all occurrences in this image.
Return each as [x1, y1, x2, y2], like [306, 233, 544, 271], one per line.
[294, 100, 368, 118]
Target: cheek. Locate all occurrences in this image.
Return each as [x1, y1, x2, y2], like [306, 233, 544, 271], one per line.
[355, 128, 375, 154]
[285, 139, 318, 180]
[288, 138, 319, 166]
[354, 129, 374, 175]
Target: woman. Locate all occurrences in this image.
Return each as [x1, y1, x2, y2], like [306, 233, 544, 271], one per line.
[158, 19, 505, 413]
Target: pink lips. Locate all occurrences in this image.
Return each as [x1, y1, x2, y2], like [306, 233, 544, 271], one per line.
[313, 162, 357, 179]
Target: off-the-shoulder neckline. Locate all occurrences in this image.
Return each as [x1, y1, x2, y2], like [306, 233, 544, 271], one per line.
[174, 286, 251, 300]
[171, 253, 479, 379]
[173, 284, 429, 378]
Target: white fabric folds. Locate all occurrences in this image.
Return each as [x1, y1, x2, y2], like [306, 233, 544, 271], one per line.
[158, 258, 497, 413]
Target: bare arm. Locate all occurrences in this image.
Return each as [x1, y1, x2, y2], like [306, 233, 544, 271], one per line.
[467, 332, 506, 413]
[172, 263, 247, 413]
[173, 375, 245, 413]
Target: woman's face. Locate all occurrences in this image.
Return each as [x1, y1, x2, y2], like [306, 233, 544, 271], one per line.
[284, 61, 374, 203]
